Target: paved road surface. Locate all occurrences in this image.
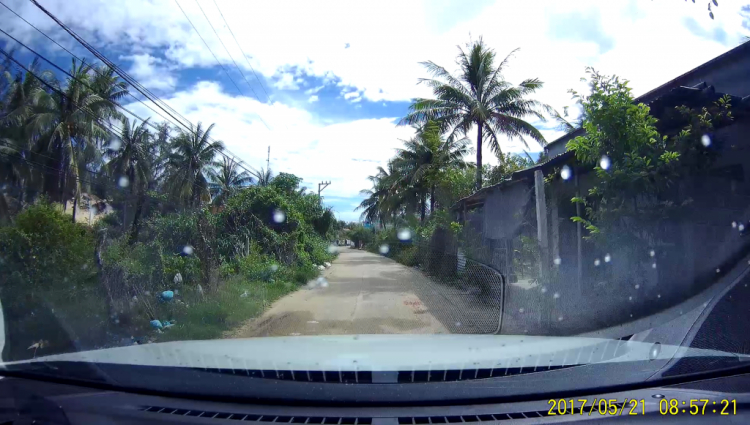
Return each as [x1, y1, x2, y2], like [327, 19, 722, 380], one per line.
[229, 249, 450, 337]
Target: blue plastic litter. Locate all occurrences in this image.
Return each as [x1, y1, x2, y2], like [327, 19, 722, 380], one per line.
[160, 290, 174, 301]
[149, 319, 163, 329]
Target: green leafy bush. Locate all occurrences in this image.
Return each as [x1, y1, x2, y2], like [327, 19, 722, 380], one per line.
[0, 201, 96, 290]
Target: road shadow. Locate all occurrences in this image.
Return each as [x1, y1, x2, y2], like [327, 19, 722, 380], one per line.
[378, 266, 502, 334]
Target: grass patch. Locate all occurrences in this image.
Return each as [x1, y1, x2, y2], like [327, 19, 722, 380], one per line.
[154, 276, 300, 342]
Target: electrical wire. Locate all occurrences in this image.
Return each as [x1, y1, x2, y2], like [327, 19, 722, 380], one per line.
[0, 48, 222, 201]
[173, 0, 270, 130]
[193, 0, 261, 103]
[0, 0, 180, 131]
[212, 0, 272, 104]
[14, 1, 259, 176]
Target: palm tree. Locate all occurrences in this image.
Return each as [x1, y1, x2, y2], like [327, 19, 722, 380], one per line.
[393, 121, 470, 222]
[26, 59, 126, 221]
[208, 156, 253, 206]
[163, 122, 224, 208]
[0, 58, 48, 211]
[251, 166, 273, 187]
[356, 161, 397, 227]
[400, 37, 549, 190]
[108, 117, 152, 239]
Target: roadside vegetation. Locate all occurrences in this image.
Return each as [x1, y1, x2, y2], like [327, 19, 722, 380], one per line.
[0, 56, 338, 360]
[357, 38, 734, 293]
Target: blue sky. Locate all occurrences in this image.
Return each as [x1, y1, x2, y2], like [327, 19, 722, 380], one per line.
[2, 0, 749, 221]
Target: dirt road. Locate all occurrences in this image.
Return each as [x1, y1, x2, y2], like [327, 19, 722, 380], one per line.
[228, 248, 449, 337]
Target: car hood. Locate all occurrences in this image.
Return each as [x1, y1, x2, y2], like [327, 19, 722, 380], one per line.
[2, 334, 741, 372]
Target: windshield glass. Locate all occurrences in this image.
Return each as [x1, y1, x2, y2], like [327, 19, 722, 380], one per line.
[1, 0, 750, 400]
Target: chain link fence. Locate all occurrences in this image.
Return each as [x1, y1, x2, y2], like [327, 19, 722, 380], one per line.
[392, 227, 506, 334]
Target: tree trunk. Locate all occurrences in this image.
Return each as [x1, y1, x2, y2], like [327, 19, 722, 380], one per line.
[71, 194, 78, 223]
[129, 193, 144, 243]
[430, 184, 436, 215]
[420, 191, 426, 223]
[476, 124, 483, 190]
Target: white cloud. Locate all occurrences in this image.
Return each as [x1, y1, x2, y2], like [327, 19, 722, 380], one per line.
[305, 85, 325, 95]
[122, 53, 176, 91]
[124, 81, 414, 201]
[343, 91, 362, 102]
[272, 71, 300, 90]
[9, 0, 746, 110]
[6, 0, 749, 215]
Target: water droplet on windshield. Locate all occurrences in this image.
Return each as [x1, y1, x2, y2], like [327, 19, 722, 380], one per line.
[732, 221, 738, 228]
[397, 228, 412, 241]
[599, 155, 611, 170]
[272, 209, 286, 223]
[701, 134, 711, 147]
[604, 254, 611, 263]
[560, 165, 572, 180]
[519, 308, 525, 313]
[553, 292, 560, 299]
[628, 296, 633, 301]
[118, 176, 129, 188]
[716, 268, 721, 273]
[557, 316, 564, 321]
[553, 257, 561, 265]
[739, 224, 746, 232]
[649, 343, 661, 360]
[455, 322, 461, 327]
[657, 294, 661, 299]
[270, 264, 279, 272]
[652, 263, 657, 269]
[650, 250, 656, 257]
[379, 244, 390, 255]
[541, 286, 547, 293]
[635, 284, 640, 289]
[182, 245, 194, 255]
[108, 139, 121, 151]
[327, 245, 337, 254]
[594, 258, 601, 266]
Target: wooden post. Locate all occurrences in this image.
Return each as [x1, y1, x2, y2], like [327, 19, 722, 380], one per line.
[534, 170, 549, 279]
[575, 171, 583, 295]
[550, 189, 560, 264]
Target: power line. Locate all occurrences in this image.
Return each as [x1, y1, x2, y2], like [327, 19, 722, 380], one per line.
[0, 49, 218, 200]
[193, 0, 261, 102]
[0, 0, 178, 130]
[0, 26, 156, 136]
[29, 0, 194, 133]
[173, 0, 271, 130]
[24, 0, 258, 175]
[211, 0, 272, 104]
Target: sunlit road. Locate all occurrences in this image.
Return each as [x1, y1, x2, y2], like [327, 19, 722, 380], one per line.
[228, 248, 449, 337]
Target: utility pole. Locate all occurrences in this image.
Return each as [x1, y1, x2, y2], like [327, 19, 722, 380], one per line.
[266, 146, 270, 169]
[318, 181, 331, 197]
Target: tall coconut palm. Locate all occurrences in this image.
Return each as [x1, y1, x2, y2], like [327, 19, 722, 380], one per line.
[208, 156, 253, 206]
[163, 122, 224, 208]
[356, 161, 397, 227]
[393, 121, 471, 222]
[0, 58, 49, 210]
[251, 166, 273, 187]
[26, 59, 127, 221]
[108, 117, 152, 239]
[400, 37, 549, 190]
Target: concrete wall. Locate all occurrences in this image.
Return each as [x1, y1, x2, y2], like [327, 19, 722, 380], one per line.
[482, 181, 533, 240]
